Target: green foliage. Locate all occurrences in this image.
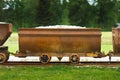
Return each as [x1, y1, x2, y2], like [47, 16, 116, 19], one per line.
[0, 0, 4, 21]
[21, 0, 39, 27]
[118, 1, 120, 22]
[97, 0, 119, 30]
[2, 0, 25, 30]
[36, 0, 53, 26]
[61, 0, 70, 25]
[50, 0, 63, 25]
[37, 0, 63, 26]
[69, 0, 119, 30]
[0, 0, 120, 31]
[69, 0, 91, 26]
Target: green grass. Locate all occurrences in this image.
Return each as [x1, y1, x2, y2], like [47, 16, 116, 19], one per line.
[4, 33, 18, 52]
[0, 66, 120, 80]
[101, 32, 113, 53]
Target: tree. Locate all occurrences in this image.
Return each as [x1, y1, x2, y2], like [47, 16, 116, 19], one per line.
[36, 0, 53, 26]
[14, 0, 24, 28]
[68, 0, 98, 27]
[61, 0, 69, 25]
[116, 0, 120, 23]
[50, 0, 63, 25]
[68, 0, 119, 30]
[3, 0, 15, 23]
[22, 0, 39, 27]
[0, 0, 4, 21]
[3, 0, 24, 30]
[97, 0, 118, 30]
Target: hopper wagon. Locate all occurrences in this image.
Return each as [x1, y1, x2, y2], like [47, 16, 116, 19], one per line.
[0, 23, 12, 63]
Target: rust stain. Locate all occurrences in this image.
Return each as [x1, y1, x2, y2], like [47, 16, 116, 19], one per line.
[19, 28, 101, 54]
[112, 28, 120, 54]
[0, 23, 12, 45]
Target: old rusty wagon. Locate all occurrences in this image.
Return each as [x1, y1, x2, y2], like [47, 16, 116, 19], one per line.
[0, 22, 104, 64]
[0, 22, 12, 63]
[112, 28, 120, 55]
[15, 27, 101, 63]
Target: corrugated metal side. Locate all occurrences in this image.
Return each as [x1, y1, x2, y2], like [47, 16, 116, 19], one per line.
[18, 28, 101, 54]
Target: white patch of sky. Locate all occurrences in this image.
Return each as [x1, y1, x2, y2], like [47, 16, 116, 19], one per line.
[3, 4, 9, 10]
[60, 0, 69, 4]
[3, 0, 22, 10]
[60, 0, 97, 6]
[87, 0, 98, 6]
[87, 0, 94, 5]
[4, 0, 14, 1]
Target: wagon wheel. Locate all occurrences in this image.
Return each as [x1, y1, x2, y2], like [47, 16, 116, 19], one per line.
[40, 54, 51, 64]
[69, 54, 80, 63]
[0, 52, 9, 63]
[4, 51, 9, 61]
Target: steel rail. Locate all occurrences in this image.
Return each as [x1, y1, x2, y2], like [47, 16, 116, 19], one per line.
[0, 61, 120, 67]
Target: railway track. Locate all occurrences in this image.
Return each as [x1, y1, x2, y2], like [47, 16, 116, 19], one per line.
[1, 61, 120, 67]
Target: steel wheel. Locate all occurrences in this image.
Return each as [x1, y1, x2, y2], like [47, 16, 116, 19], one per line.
[6, 53, 9, 62]
[40, 54, 51, 64]
[0, 52, 8, 63]
[69, 54, 80, 63]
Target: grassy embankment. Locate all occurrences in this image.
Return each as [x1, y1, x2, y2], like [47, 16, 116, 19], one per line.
[0, 66, 120, 80]
[101, 32, 113, 53]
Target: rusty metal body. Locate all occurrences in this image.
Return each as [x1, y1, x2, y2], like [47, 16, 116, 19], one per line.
[17, 28, 101, 57]
[0, 22, 12, 63]
[112, 28, 120, 55]
[0, 23, 12, 46]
